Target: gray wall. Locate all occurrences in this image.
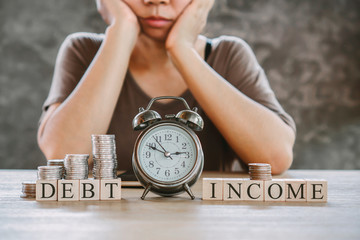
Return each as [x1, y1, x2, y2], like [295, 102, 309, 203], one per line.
[1, 0, 359, 169]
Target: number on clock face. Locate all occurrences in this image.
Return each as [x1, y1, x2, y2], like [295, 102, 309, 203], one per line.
[138, 125, 197, 182]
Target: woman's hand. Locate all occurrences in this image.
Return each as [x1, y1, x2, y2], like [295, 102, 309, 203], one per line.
[165, 0, 214, 52]
[96, 0, 140, 38]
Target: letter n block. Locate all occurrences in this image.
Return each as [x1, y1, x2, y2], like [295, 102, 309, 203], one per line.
[285, 179, 307, 202]
[223, 178, 247, 201]
[202, 178, 223, 200]
[306, 179, 327, 203]
[36, 180, 58, 201]
[80, 179, 100, 201]
[264, 180, 285, 202]
[100, 179, 121, 200]
[244, 180, 264, 201]
[58, 180, 80, 201]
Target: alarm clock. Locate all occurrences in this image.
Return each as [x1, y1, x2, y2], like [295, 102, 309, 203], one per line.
[132, 96, 204, 200]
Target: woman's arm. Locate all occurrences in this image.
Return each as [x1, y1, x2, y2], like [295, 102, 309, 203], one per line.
[38, 0, 140, 161]
[166, 0, 295, 174]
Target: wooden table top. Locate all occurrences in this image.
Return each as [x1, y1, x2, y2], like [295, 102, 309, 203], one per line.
[0, 170, 359, 240]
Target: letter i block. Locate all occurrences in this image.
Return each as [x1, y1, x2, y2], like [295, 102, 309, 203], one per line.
[285, 179, 307, 202]
[306, 179, 327, 203]
[202, 178, 223, 200]
[244, 180, 264, 201]
[264, 180, 285, 202]
[80, 179, 100, 201]
[36, 180, 58, 201]
[223, 178, 247, 201]
[100, 179, 121, 200]
[58, 180, 80, 201]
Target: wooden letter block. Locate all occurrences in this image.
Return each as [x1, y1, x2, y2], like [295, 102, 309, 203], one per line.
[223, 178, 247, 201]
[36, 180, 58, 201]
[58, 180, 80, 201]
[244, 180, 264, 201]
[264, 180, 285, 202]
[285, 179, 307, 202]
[80, 179, 100, 201]
[306, 180, 327, 202]
[100, 179, 121, 200]
[202, 178, 223, 200]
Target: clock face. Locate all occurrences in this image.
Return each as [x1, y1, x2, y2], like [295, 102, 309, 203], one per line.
[137, 124, 198, 183]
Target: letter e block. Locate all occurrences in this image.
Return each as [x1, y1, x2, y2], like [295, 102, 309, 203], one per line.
[80, 179, 100, 201]
[306, 179, 327, 203]
[36, 180, 58, 201]
[202, 178, 223, 200]
[58, 180, 80, 201]
[100, 179, 121, 200]
[244, 180, 264, 201]
[285, 179, 307, 202]
[264, 180, 285, 202]
[223, 178, 247, 201]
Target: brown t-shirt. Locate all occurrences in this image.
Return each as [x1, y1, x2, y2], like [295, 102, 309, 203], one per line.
[40, 32, 296, 172]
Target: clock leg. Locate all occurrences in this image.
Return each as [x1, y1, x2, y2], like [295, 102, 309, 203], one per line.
[141, 183, 152, 200]
[184, 183, 195, 200]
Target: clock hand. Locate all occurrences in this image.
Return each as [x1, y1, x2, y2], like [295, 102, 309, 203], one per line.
[170, 152, 187, 156]
[152, 136, 173, 160]
[146, 144, 165, 154]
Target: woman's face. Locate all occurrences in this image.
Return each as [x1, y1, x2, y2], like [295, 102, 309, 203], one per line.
[123, 0, 192, 41]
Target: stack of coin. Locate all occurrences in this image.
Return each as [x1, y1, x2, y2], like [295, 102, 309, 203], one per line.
[47, 159, 65, 178]
[64, 154, 89, 180]
[92, 134, 117, 179]
[37, 166, 63, 180]
[20, 182, 36, 198]
[248, 163, 272, 180]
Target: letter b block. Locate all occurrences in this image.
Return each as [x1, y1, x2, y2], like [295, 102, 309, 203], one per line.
[100, 179, 121, 200]
[36, 180, 58, 201]
[202, 178, 223, 200]
[80, 179, 100, 201]
[58, 180, 80, 201]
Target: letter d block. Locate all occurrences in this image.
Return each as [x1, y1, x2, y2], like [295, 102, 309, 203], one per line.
[58, 180, 80, 201]
[285, 179, 307, 202]
[202, 178, 223, 200]
[306, 179, 327, 203]
[36, 180, 58, 201]
[80, 179, 100, 201]
[100, 179, 121, 200]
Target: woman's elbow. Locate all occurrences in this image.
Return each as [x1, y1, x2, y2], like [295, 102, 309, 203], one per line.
[270, 145, 293, 175]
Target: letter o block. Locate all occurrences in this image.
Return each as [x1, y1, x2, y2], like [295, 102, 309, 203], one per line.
[264, 180, 285, 202]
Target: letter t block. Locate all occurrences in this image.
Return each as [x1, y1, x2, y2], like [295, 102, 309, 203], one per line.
[100, 179, 121, 200]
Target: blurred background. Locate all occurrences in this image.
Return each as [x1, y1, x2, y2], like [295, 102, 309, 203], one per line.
[0, 0, 359, 170]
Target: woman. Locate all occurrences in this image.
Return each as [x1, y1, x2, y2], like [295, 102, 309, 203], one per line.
[37, 0, 296, 174]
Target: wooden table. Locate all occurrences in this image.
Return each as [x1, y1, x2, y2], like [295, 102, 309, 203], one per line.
[0, 170, 359, 240]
